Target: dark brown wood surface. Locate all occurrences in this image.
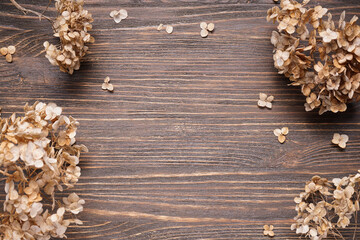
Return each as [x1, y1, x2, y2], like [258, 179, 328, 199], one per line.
[1, 0, 360, 239]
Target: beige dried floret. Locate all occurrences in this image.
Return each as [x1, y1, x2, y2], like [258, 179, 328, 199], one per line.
[110, 9, 128, 23]
[263, 224, 275, 237]
[274, 127, 288, 143]
[332, 133, 349, 149]
[258, 93, 274, 109]
[102, 76, 114, 92]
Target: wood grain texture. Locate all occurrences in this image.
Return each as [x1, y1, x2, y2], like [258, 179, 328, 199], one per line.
[1, 0, 360, 239]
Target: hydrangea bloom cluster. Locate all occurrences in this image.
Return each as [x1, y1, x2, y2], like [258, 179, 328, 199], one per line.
[0, 102, 87, 240]
[44, 0, 94, 74]
[292, 172, 360, 240]
[267, 0, 360, 114]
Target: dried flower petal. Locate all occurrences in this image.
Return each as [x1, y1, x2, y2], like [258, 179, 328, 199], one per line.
[166, 25, 173, 34]
[119, 9, 128, 19]
[7, 45, 16, 55]
[5, 54, 12, 63]
[200, 22, 208, 29]
[200, 29, 208, 38]
[0, 47, 8, 56]
[278, 134, 286, 143]
[273, 128, 282, 137]
[207, 23, 215, 32]
[281, 127, 289, 135]
[157, 23, 163, 31]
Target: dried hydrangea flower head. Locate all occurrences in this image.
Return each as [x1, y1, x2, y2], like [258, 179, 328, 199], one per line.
[0, 102, 88, 239]
[44, 0, 94, 74]
[274, 127, 288, 143]
[263, 225, 275, 237]
[267, 0, 360, 114]
[292, 171, 360, 240]
[110, 9, 128, 23]
[332, 133, 349, 149]
[258, 93, 274, 109]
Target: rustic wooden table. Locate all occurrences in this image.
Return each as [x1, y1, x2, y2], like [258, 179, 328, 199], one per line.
[1, 0, 360, 239]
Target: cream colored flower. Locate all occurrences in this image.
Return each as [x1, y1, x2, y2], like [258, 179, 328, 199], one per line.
[311, 6, 327, 28]
[273, 50, 290, 67]
[278, 16, 298, 34]
[274, 127, 288, 143]
[102, 76, 114, 92]
[263, 225, 275, 237]
[258, 93, 274, 109]
[63, 193, 85, 214]
[319, 28, 338, 43]
[110, 9, 128, 23]
[304, 92, 320, 112]
[45, 102, 62, 120]
[313, 6, 327, 19]
[332, 133, 348, 149]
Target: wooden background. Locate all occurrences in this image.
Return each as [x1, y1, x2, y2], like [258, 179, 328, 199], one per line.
[1, 0, 360, 239]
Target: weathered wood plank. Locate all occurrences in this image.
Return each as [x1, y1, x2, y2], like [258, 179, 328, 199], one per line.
[1, 0, 360, 239]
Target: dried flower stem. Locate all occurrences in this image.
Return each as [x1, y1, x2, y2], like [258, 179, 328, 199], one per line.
[353, 192, 360, 240]
[9, 0, 53, 23]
